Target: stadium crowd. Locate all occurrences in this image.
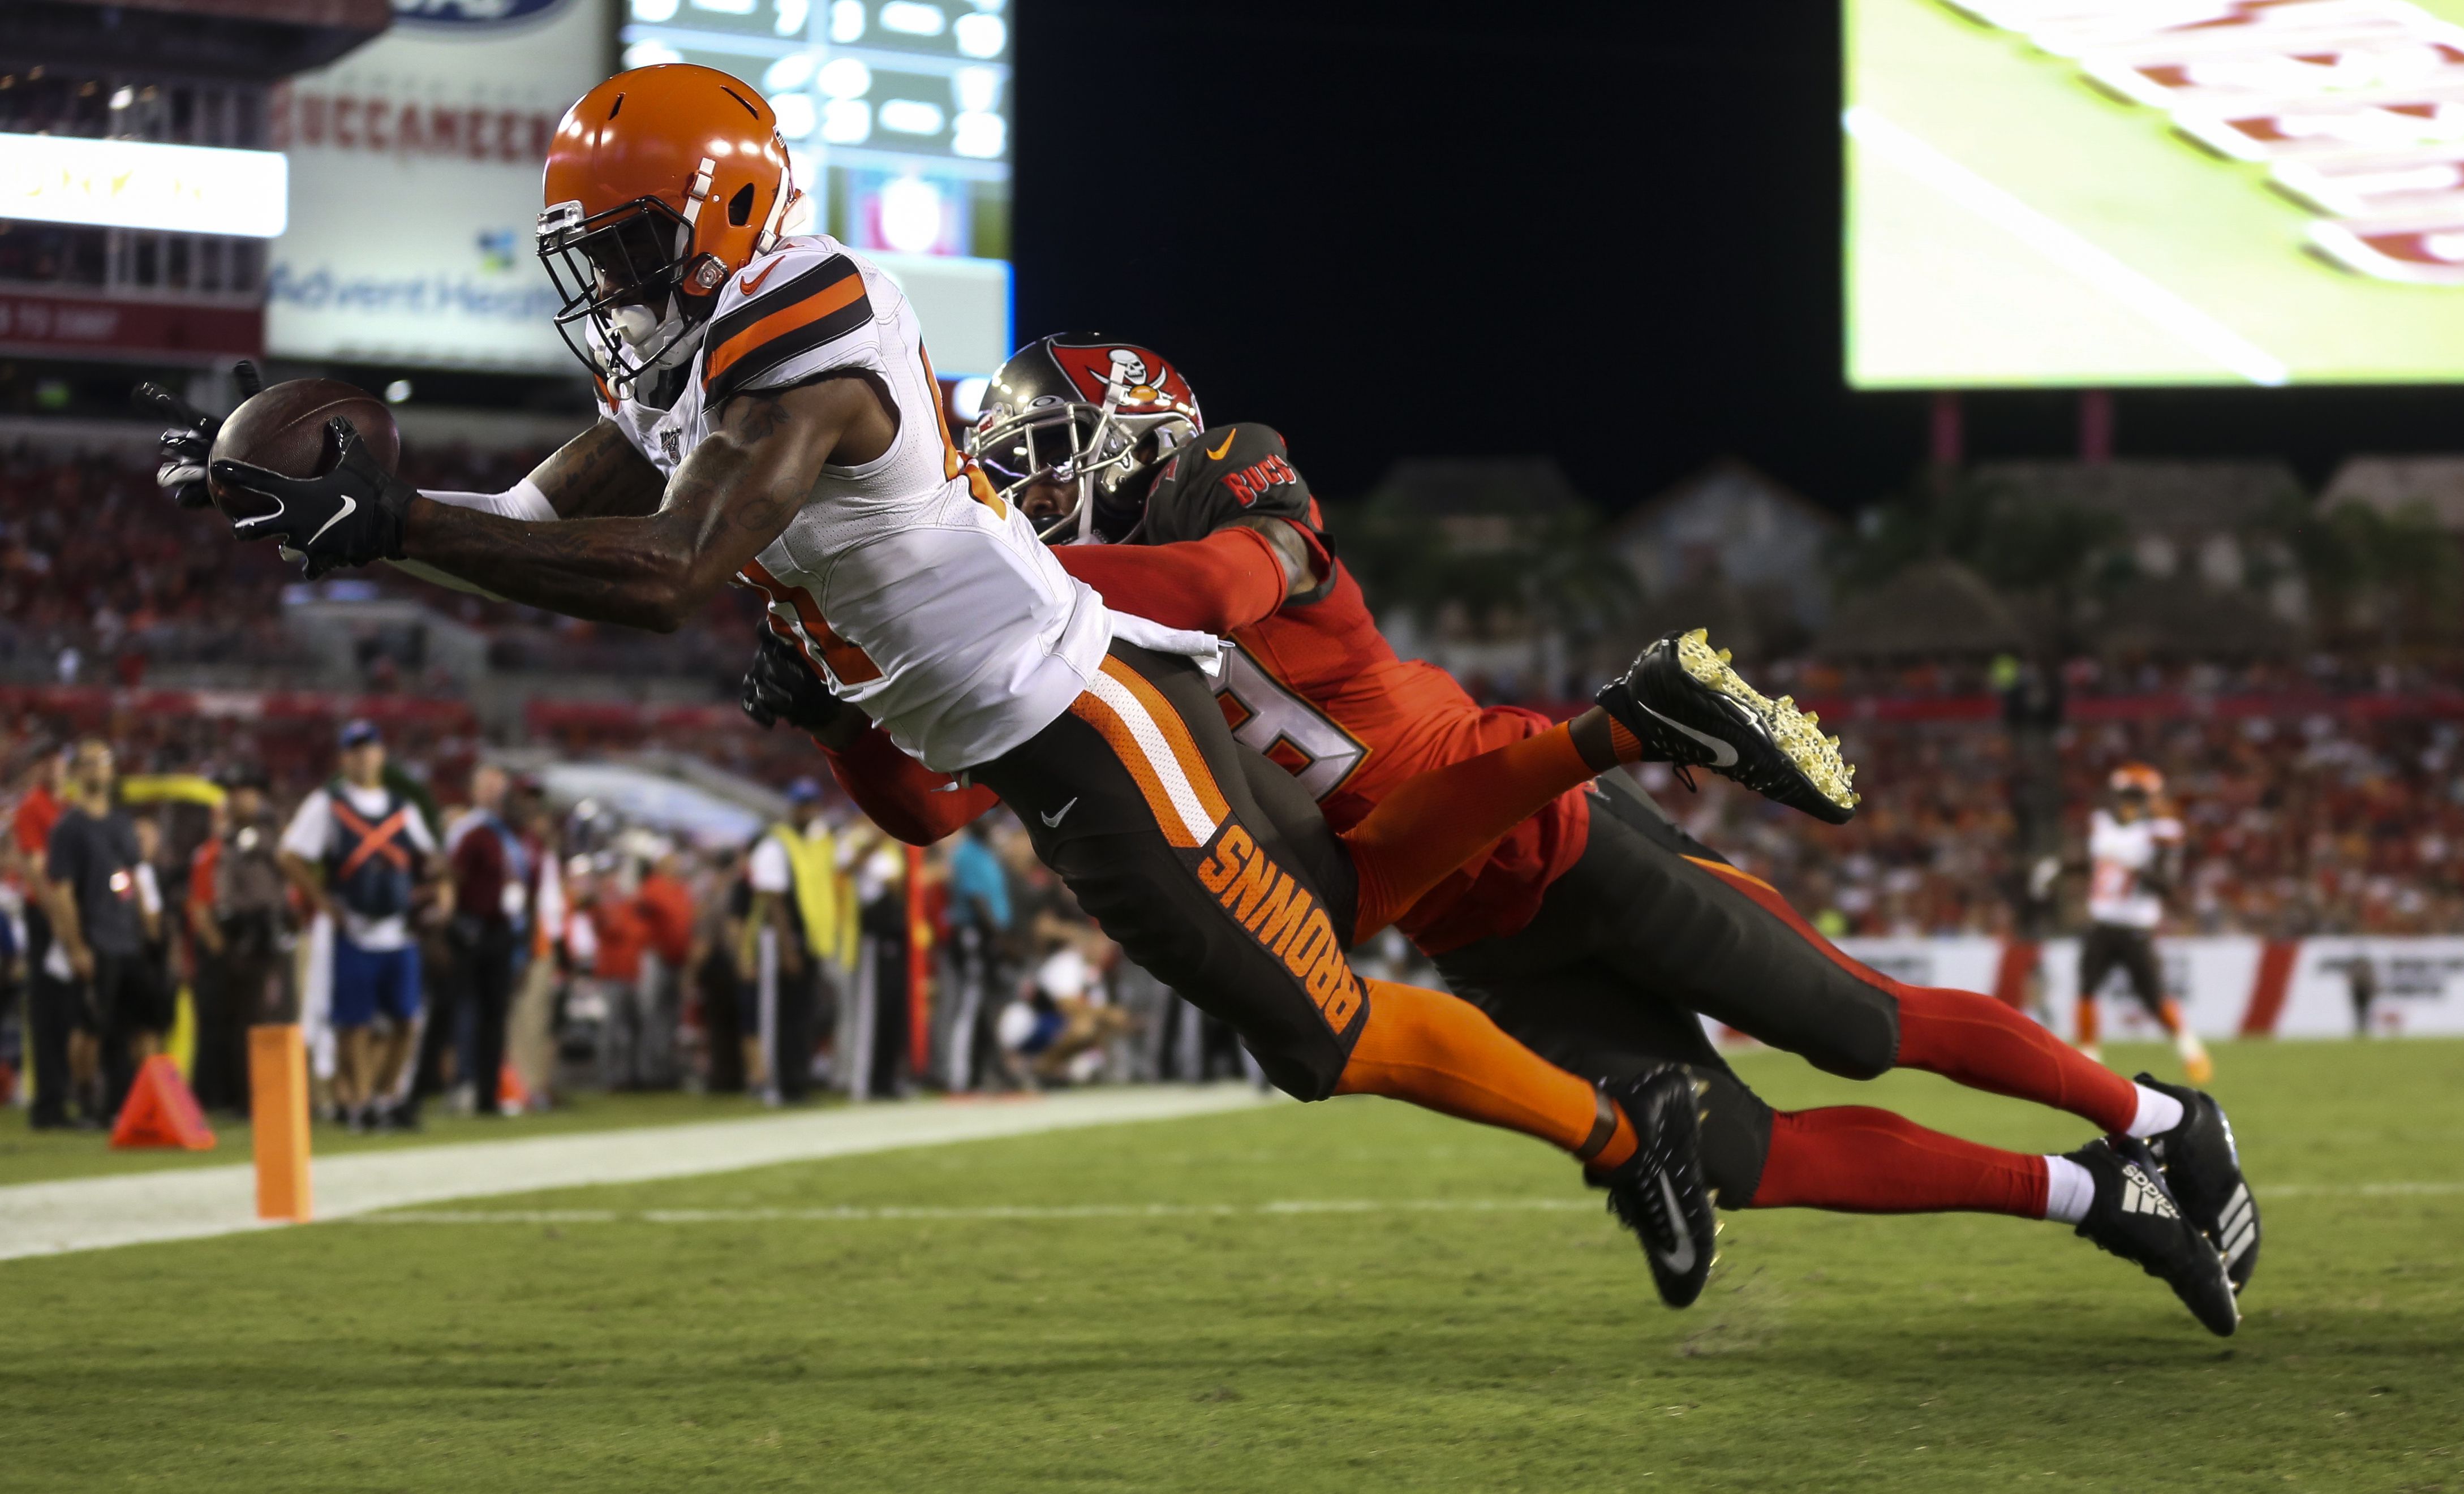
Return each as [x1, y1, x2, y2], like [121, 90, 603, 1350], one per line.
[0, 712, 1250, 1132]
[0, 445, 758, 691]
[1671, 708, 2464, 940]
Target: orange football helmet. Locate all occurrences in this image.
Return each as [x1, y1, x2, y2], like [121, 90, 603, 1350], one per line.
[2109, 762, 2165, 796]
[536, 64, 799, 391]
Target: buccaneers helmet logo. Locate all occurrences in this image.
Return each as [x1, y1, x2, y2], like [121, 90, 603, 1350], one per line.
[1046, 341, 1192, 415]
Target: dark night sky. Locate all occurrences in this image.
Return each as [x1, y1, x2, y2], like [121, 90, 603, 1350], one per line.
[1008, 1, 2464, 517]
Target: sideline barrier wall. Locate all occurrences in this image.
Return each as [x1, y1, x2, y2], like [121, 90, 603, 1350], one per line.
[1783, 937, 2464, 1042]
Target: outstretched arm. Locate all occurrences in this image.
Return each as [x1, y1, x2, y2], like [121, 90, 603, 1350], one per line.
[389, 423, 673, 597]
[1055, 518, 1325, 634]
[395, 382, 866, 631]
[213, 375, 890, 628]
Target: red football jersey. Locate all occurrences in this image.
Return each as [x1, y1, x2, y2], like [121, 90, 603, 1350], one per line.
[1136, 424, 1590, 954]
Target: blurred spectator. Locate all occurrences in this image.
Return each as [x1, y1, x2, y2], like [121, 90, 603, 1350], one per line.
[586, 858, 655, 1090]
[502, 782, 565, 1109]
[996, 935, 1134, 1088]
[128, 812, 171, 1079]
[939, 820, 1012, 1092]
[12, 745, 100, 1127]
[848, 837, 912, 1101]
[634, 850, 696, 1089]
[745, 779, 841, 1104]
[419, 764, 527, 1120]
[278, 720, 446, 1132]
[690, 846, 750, 1093]
[44, 739, 162, 1117]
[186, 770, 289, 1116]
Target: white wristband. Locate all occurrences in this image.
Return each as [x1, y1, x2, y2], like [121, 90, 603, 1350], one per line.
[418, 477, 556, 523]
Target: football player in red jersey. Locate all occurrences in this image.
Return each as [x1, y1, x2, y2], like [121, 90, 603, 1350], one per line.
[745, 335, 2255, 1333]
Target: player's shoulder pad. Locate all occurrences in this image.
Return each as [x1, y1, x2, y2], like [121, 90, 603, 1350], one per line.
[1139, 422, 1312, 544]
[702, 239, 876, 407]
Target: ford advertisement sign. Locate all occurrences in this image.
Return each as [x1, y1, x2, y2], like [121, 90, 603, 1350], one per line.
[392, 0, 571, 27]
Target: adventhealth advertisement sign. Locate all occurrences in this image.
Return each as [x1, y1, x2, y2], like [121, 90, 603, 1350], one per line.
[266, 0, 610, 372]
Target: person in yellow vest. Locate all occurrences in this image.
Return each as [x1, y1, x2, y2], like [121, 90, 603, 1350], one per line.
[743, 778, 841, 1105]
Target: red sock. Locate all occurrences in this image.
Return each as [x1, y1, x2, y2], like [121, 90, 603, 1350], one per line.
[1340, 724, 1593, 938]
[1751, 1106, 2049, 1218]
[2077, 996, 2101, 1048]
[1894, 984, 2137, 1135]
[1334, 979, 1635, 1169]
[2156, 998, 2186, 1037]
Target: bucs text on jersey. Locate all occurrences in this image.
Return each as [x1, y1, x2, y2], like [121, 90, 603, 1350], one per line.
[1137, 423, 1589, 953]
[601, 233, 1205, 773]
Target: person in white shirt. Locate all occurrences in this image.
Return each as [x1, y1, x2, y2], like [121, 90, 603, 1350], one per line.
[277, 720, 447, 1130]
[2079, 762, 2211, 1082]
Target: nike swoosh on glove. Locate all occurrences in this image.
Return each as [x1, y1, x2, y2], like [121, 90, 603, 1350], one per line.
[742, 629, 849, 735]
[210, 417, 415, 579]
[132, 360, 260, 510]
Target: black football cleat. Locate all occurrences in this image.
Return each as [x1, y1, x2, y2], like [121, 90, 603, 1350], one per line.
[2136, 1073, 2260, 1296]
[1588, 1067, 1719, 1308]
[2069, 1135, 2239, 1337]
[1596, 628, 1859, 824]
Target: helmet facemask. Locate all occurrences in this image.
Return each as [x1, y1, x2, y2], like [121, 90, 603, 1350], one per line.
[539, 195, 726, 401]
[971, 389, 1197, 544]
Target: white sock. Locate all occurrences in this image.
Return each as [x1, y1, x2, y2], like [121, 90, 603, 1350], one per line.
[2042, 1155, 2095, 1225]
[2125, 1083, 2186, 1139]
[2175, 1029, 2208, 1063]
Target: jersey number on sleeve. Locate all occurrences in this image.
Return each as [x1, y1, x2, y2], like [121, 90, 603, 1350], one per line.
[1212, 647, 1365, 802]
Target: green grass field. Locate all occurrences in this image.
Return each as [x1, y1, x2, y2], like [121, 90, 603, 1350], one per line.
[1847, 0, 2464, 387]
[6, 1039, 2462, 1492]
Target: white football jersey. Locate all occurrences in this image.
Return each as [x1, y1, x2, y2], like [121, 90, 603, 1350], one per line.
[600, 235, 1118, 772]
[2087, 808, 2181, 929]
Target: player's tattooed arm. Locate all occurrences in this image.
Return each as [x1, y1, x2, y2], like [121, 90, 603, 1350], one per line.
[526, 421, 669, 519]
[398, 380, 887, 632]
[1227, 515, 1326, 601]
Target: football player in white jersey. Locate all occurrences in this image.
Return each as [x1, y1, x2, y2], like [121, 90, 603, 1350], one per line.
[2081, 763, 2212, 1084]
[188, 64, 1726, 1304]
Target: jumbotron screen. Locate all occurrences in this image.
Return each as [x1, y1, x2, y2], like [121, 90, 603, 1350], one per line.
[621, 0, 1014, 376]
[1846, 0, 2464, 388]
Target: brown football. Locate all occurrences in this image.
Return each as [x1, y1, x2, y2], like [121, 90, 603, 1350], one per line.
[207, 379, 400, 519]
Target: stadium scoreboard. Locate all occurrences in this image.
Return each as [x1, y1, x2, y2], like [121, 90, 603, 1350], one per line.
[1847, 0, 2464, 388]
[621, 0, 1014, 376]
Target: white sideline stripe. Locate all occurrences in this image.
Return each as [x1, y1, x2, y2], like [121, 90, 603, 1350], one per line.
[1086, 668, 1219, 845]
[357, 1198, 1602, 1225]
[0, 1084, 1276, 1264]
[2267, 1180, 2464, 1197]
[350, 1179, 2464, 1227]
[1843, 105, 2290, 388]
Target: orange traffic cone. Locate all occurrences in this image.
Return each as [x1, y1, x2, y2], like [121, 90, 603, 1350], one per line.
[497, 1062, 531, 1114]
[110, 1054, 217, 1151]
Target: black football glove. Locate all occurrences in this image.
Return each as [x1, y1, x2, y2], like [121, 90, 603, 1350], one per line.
[132, 360, 261, 510]
[742, 630, 849, 735]
[209, 417, 416, 579]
